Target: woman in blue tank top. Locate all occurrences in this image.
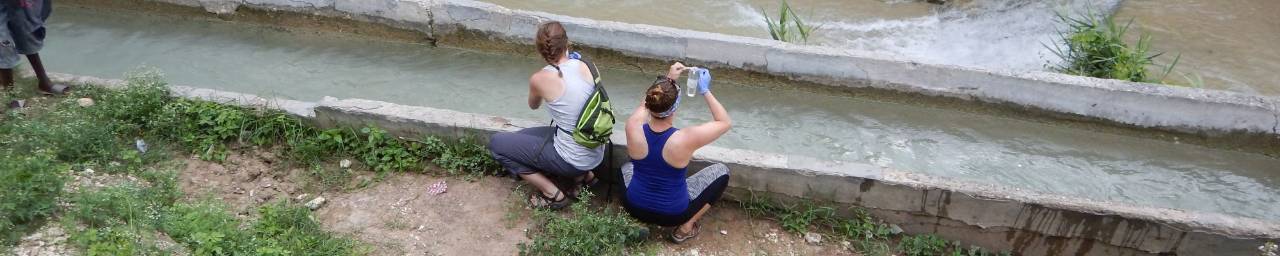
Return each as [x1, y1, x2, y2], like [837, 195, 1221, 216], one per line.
[622, 62, 732, 243]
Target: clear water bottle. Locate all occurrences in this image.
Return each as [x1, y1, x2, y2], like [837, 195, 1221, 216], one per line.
[685, 67, 701, 97]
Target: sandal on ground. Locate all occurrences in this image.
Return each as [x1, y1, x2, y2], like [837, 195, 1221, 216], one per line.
[529, 190, 570, 210]
[670, 222, 701, 244]
[37, 84, 71, 96]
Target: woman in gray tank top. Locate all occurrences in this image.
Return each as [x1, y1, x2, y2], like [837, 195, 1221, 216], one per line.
[488, 21, 605, 210]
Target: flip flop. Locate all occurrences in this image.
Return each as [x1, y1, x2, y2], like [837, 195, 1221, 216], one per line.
[37, 84, 71, 96]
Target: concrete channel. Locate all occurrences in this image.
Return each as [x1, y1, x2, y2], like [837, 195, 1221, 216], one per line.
[54, 0, 1280, 255]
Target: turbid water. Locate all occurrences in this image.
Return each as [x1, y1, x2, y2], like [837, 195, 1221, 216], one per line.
[1115, 0, 1280, 95]
[43, 7, 1280, 220]
[484, 0, 1280, 97]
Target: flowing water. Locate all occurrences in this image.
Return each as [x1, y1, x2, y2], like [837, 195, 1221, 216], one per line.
[1114, 0, 1280, 95]
[484, 0, 1280, 96]
[43, 7, 1280, 220]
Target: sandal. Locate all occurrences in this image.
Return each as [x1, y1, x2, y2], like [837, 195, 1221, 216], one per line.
[670, 222, 701, 244]
[37, 84, 71, 96]
[529, 190, 570, 210]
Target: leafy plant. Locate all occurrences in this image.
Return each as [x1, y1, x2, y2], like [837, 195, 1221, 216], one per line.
[1046, 9, 1180, 84]
[0, 152, 67, 246]
[354, 126, 422, 173]
[761, 0, 819, 43]
[519, 191, 649, 255]
[429, 135, 501, 180]
[900, 234, 948, 256]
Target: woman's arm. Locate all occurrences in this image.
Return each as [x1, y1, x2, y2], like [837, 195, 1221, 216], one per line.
[527, 74, 544, 110]
[675, 92, 731, 150]
[624, 100, 649, 159]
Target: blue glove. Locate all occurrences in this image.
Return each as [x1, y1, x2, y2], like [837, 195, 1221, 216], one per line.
[568, 51, 582, 60]
[696, 69, 712, 95]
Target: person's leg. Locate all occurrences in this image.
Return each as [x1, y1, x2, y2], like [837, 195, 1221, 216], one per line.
[675, 163, 731, 238]
[0, 5, 18, 92]
[10, 0, 65, 95]
[489, 127, 567, 205]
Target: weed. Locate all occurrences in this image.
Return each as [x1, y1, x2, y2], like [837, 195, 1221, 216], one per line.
[0, 152, 67, 246]
[1046, 9, 1179, 84]
[428, 135, 501, 180]
[899, 234, 948, 256]
[354, 126, 422, 173]
[761, 0, 819, 43]
[519, 191, 648, 255]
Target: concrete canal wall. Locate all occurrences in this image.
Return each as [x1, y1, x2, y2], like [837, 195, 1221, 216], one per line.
[42, 70, 1280, 255]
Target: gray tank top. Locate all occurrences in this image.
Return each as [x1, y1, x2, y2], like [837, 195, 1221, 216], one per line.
[543, 60, 605, 170]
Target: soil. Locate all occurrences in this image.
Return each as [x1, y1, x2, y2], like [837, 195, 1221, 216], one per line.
[13, 147, 855, 255]
[174, 150, 857, 255]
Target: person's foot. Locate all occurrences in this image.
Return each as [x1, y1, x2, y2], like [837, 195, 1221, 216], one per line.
[529, 190, 570, 210]
[670, 222, 701, 244]
[37, 84, 71, 96]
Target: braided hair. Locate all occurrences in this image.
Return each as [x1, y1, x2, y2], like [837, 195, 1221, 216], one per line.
[536, 21, 569, 77]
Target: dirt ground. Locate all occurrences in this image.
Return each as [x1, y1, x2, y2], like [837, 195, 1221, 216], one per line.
[174, 150, 855, 255]
[15, 148, 854, 255]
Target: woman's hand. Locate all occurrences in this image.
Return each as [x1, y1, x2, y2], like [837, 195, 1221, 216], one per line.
[666, 62, 687, 80]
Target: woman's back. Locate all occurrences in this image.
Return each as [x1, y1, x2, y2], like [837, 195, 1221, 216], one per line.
[541, 60, 604, 170]
[626, 124, 689, 215]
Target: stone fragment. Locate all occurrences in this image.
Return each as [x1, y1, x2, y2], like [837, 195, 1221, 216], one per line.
[804, 232, 823, 244]
[306, 196, 327, 210]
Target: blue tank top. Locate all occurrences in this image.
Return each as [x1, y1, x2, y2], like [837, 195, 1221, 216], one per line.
[626, 124, 689, 215]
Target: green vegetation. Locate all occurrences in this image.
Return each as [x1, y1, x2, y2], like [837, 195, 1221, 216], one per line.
[761, 0, 819, 43]
[1, 71, 499, 253]
[519, 192, 649, 256]
[1046, 10, 1183, 85]
[740, 194, 1008, 256]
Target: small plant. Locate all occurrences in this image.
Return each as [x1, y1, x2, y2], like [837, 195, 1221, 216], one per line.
[518, 191, 649, 255]
[0, 152, 67, 246]
[900, 234, 948, 256]
[1046, 9, 1180, 84]
[428, 135, 501, 180]
[761, 0, 819, 43]
[1262, 241, 1278, 256]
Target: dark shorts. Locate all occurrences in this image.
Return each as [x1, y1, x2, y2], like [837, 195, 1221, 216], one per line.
[488, 126, 588, 179]
[622, 163, 730, 227]
[0, 0, 52, 69]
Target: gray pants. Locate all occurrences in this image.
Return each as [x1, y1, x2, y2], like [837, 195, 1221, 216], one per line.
[622, 162, 729, 201]
[0, 0, 52, 69]
[488, 126, 586, 179]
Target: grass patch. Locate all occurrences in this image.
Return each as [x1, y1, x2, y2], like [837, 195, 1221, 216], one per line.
[519, 192, 649, 256]
[761, 0, 819, 43]
[739, 193, 1008, 256]
[1046, 10, 1185, 85]
[2, 71, 500, 253]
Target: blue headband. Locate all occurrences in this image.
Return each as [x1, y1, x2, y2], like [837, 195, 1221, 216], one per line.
[654, 83, 682, 118]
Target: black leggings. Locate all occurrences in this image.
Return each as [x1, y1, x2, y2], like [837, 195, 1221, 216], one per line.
[621, 163, 731, 227]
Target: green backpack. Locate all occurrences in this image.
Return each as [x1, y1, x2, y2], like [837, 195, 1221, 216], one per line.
[570, 56, 615, 149]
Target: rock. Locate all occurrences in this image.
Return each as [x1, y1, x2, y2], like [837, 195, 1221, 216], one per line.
[889, 224, 904, 235]
[339, 159, 352, 168]
[841, 240, 851, 248]
[804, 232, 823, 244]
[687, 249, 700, 256]
[305, 196, 327, 210]
[7, 99, 25, 109]
[76, 98, 95, 107]
[295, 193, 309, 201]
[719, 230, 728, 235]
[82, 168, 94, 175]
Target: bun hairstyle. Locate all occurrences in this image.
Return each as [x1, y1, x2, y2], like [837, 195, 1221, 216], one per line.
[645, 77, 680, 117]
[536, 21, 569, 77]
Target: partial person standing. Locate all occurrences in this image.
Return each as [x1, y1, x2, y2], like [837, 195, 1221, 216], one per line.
[0, 0, 68, 95]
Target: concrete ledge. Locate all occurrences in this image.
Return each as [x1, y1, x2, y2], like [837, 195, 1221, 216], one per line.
[43, 71, 1280, 255]
[114, 0, 1280, 138]
[424, 0, 1280, 137]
